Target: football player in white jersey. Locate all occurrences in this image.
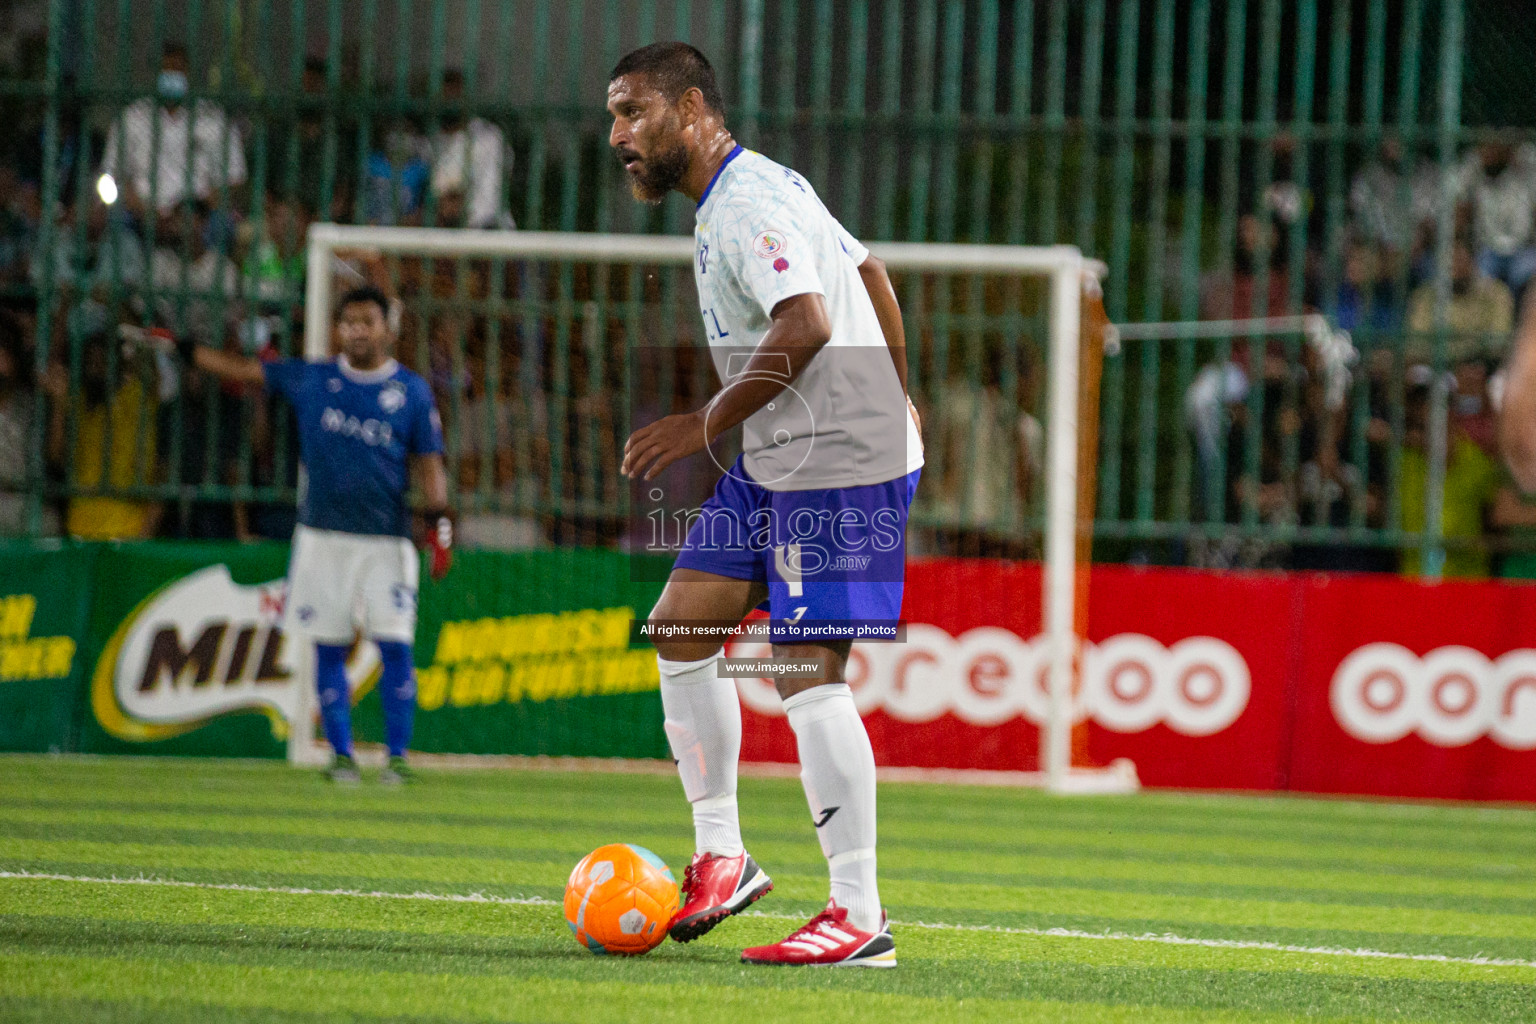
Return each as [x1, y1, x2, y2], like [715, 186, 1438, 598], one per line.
[608, 42, 922, 967]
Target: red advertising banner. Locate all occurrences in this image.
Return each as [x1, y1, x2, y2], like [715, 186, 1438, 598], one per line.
[1287, 573, 1536, 802]
[730, 559, 1536, 802]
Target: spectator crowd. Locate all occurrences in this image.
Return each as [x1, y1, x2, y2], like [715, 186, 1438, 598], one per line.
[2, 43, 1535, 579]
[1167, 134, 1536, 578]
[0, 44, 524, 544]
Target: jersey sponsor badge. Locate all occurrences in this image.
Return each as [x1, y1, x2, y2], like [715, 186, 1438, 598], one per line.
[379, 380, 407, 413]
[773, 256, 789, 274]
[753, 230, 786, 259]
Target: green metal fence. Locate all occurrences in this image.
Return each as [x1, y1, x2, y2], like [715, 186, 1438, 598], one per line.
[5, 0, 1533, 576]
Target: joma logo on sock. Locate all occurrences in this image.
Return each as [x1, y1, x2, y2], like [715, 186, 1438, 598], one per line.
[813, 806, 840, 828]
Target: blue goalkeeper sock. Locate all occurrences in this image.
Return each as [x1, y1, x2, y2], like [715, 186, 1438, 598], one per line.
[377, 640, 416, 758]
[314, 643, 353, 759]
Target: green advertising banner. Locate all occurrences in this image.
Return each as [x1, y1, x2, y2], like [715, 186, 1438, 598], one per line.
[363, 549, 672, 759]
[0, 541, 672, 761]
[0, 542, 96, 752]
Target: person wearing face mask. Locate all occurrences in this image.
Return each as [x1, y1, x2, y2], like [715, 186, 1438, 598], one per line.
[99, 43, 248, 223]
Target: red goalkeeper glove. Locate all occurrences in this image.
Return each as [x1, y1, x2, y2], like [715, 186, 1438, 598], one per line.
[424, 509, 453, 581]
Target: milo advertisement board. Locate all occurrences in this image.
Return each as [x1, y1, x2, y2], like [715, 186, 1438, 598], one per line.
[1, 541, 671, 759]
[80, 543, 379, 757]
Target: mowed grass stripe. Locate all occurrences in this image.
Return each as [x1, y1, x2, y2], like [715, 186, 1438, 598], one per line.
[8, 861, 1536, 959]
[10, 802, 1536, 904]
[10, 833, 1536, 942]
[6, 916, 1536, 1024]
[6, 879, 1536, 981]
[5, 762, 1534, 858]
[0, 997, 483, 1024]
[8, 779, 1533, 862]
[10, 865, 1536, 962]
[5, 792, 1532, 886]
[0, 1000, 439, 1024]
[2, 909, 1533, 1021]
[0, 948, 1419, 1024]
[9, 757, 1533, 831]
[11, 807, 1536, 915]
[8, 817, 1535, 920]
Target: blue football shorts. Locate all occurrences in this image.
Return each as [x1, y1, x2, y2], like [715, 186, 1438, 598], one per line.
[674, 455, 920, 643]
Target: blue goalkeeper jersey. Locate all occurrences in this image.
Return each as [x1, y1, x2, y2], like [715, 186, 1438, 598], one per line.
[263, 356, 444, 538]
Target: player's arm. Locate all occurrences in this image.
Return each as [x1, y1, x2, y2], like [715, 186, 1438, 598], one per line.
[857, 253, 906, 394]
[414, 453, 449, 512]
[858, 251, 922, 440]
[414, 452, 454, 581]
[410, 387, 454, 579]
[189, 346, 267, 387]
[621, 292, 833, 481]
[121, 326, 268, 387]
[1500, 293, 1536, 492]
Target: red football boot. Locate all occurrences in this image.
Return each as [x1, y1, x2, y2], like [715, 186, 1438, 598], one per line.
[668, 850, 773, 942]
[740, 900, 896, 967]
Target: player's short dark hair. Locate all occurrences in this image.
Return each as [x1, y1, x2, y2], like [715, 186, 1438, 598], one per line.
[337, 285, 390, 321]
[610, 42, 725, 116]
[162, 41, 188, 63]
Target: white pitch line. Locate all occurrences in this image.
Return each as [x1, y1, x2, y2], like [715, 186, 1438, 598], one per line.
[0, 871, 556, 908]
[3, 870, 1533, 971]
[877, 917, 1536, 970]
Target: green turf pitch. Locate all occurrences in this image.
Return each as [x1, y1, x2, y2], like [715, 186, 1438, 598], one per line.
[0, 757, 1533, 1023]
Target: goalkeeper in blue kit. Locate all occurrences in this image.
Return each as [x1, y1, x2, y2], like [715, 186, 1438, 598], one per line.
[147, 286, 453, 784]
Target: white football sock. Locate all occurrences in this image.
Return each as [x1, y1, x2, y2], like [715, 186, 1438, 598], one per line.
[783, 682, 881, 932]
[659, 654, 743, 858]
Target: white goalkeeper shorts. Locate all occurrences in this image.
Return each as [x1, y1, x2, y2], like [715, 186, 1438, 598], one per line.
[285, 525, 420, 645]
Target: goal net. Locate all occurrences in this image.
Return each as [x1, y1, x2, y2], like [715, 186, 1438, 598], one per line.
[291, 224, 1130, 793]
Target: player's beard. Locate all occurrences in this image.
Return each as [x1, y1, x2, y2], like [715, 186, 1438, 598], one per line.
[628, 141, 690, 205]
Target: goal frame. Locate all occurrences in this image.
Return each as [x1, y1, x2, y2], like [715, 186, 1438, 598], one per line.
[294, 224, 1133, 794]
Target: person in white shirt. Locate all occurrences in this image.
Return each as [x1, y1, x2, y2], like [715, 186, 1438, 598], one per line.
[1457, 141, 1536, 298]
[100, 43, 247, 219]
[1349, 137, 1441, 261]
[430, 70, 512, 229]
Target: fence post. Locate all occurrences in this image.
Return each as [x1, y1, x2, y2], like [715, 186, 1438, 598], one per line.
[1423, 0, 1466, 581]
[27, 0, 68, 538]
[737, 0, 764, 149]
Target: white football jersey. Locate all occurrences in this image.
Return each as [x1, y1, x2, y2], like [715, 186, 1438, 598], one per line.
[693, 147, 923, 491]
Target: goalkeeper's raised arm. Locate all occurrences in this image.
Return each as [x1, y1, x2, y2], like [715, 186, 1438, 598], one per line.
[121, 324, 267, 387]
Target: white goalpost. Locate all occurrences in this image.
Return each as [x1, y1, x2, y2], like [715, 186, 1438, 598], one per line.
[291, 224, 1135, 794]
